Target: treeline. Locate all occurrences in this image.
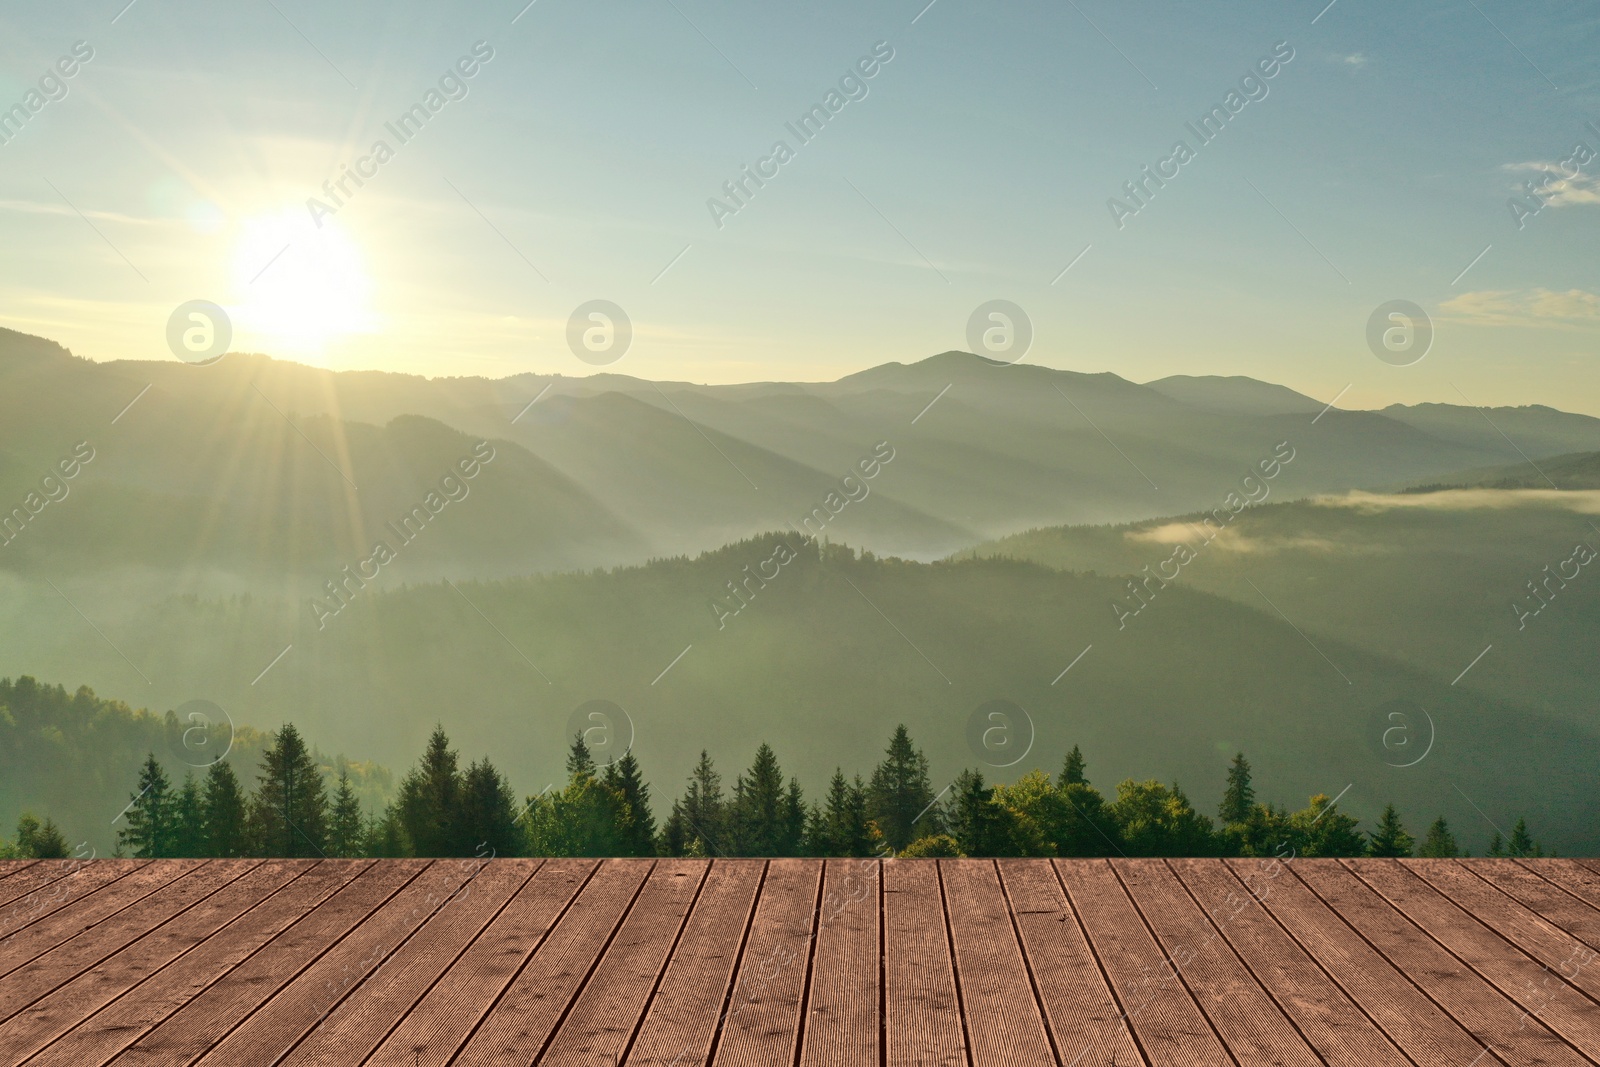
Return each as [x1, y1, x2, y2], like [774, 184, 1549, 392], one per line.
[82, 723, 1551, 861]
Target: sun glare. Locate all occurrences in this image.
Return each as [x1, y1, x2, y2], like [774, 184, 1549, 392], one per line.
[230, 210, 377, 359]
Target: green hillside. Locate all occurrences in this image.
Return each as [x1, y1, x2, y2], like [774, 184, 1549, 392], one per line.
[1, 541, 1592, 853]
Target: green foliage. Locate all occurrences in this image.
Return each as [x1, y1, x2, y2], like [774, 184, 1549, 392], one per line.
[328, 771, 366, 858]
[729, 744, 805, 857]
[660, 750, 725, 857]
[1507, 818, 1543, 858]
[1219, 753, 1254, 826]
[866, 725, 937, 851]
[14, 812, 69, 858]
[603, 753, 657, 858]
[1108, 780, 1217, 857]
[247, 725, 329, 858]
[1059, 745, 1087, 787]
[1417, 817, 1459, 858]
[460, 758, 525, 858]
[807, 770, 883, 857]
[397, 727, 463, 858]
[946, 770, 1033, 858]
[1367, 804, 1414, 857]
[203, 761, 250, 858]
[900, 834, 963, 857]
[172, 775, 206, 858]
[119, 754, 175, 859]
[1288, 794, 1366, 858]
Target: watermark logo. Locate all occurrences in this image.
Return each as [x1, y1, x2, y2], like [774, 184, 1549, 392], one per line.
[566, 699, 634, 767]
[566, 300, 632, 366]
[1365, 300, 1432, 367]
[166, 301, 232, 365]
[966, 300, 1033, 365]
[965, 699, 1035, 768]
[166, 699, 236, 768]
[1367, 699, 1434, 769]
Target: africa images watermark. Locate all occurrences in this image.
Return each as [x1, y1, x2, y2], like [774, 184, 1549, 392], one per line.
[0, 441, 96, 548]
[706, 41, 896, 229]
[310, 440, 496, 629]
[306, 41, 496, 228]
[0, 40, 95, 149]
[709, 440, 896, 630]
[1107, 40, 1295, 229]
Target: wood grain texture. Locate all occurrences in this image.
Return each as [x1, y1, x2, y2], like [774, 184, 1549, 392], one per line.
[2, 857, 1597, 1066]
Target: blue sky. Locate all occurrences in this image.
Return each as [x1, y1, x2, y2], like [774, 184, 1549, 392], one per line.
[2, 0, 1598, 412]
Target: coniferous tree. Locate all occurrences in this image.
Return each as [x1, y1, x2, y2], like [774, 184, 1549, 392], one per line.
[808, 770, 881, 857]
[1487, 831, 1505, 857]
[397, 726, 463, 857]
[328, 770, 366, 858]
[730, 744, 795, 857]
[247, 724, 329, 858]
[1219, 753, 1254, 826]
[1417, 817, 1459, 858]
[1366, 804, 1414, 857]
[1507, 818, 1542, 857]
[946, 769, 1029, 857]
[120, 754, 176, 858]
[365, 803, 411, 857]
[460, 757, 524, 857]
[603, 753, 656, 857]
[1060, 745, 1087, 787]
[15, 813, 70, 858]
[867, 725, 937, 851]
[202, 760, 250, 858]
[521, 734, 621, 857]
[567, 732, 596, 780]
[660, 750, 725, 856]
[172, 774, 207, 857]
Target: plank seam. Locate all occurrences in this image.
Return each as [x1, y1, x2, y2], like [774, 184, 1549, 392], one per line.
[1283, 862, 1513, 1067]
[439, 858, 605, 1066]
[1105, 860, 1243, 1067]
[0, 861, 152, 957]
[789, 858, 829, 1067]
[1512, 859, 1600, 942]
[1432, 861, 1600, 996]
[992, 859, 1065, 1067]
[1213, 859, 1426, 1067]
[877, 858, 886, 1067]
[700, 859, 769, 1067]
[616, 859, 714, 1066]
[934, 860, 974, 1067]
[1045, 859, 1150, 1067]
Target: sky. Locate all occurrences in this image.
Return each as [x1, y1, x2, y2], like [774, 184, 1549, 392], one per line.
[1, 0, 1598, 412]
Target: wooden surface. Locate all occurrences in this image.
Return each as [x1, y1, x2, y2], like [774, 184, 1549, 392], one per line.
[0, 858, 1596, 1066]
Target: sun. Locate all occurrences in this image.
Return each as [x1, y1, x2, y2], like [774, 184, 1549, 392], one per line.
[230, 209, 377, 358]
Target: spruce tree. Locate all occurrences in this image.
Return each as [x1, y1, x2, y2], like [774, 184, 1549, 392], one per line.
[1507, 818, 1541, 857]
[365, 804, 411, 857]
[328, 770, 366, 857]
[460, 758, 524, 857]
[603, 752, 656, 857]
[1366, 804, 1414, 857]
[867, 725, 936, 851]
[398, 726, 463, 857]
[173, 774, 207, 858]
[1487, 831, 1505, 857]
[15, 813, 69, 858]
[1060, 745, 1087, 787]
[1289, 794, 1365, 858]
[947, 769, 1024, 857]
[120, 754, 175, 858]
[1417, 816, 1459, 858]
[247, 724, 329, 858]
[730, 744, 791, 857]
[202, 760, 250, 858]
[1219, 753, 1254, 826]
[661, 750, 726, 856]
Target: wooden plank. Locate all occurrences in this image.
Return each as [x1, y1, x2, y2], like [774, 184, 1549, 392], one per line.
[626, 859, 765, 1067]
[275, 858, 536, 1067]
[361, 859, 597, 1067]
[0, 860, 302, 1066]
[1169, 858, 1409, 1067]
[115, 859, 426, 1066]
[1236, 858, 1496, 1066]
[0, 860, 189, 980]
[193, 859, 478, 1065]
[1058, 859, 1231, 1067]
[996, 858, 1143, 1067]
[0, 860, 257, 1027]
[448, 858, 654, 1067]
[1349, 859, 1600, 1062]
[540, 858, 709, 1066]
[941, 859, 1055, 1067]
[0, 861, 40, 894]
[25, 861, 361, 1067]
[1412, 861, 1600, 993]
[882, 860, 965, 1067]
[1291, 859, 1587, 1067]
[1114, 859, 1322, 1067]
[710, 858, 822, 1067]
[1535, 860, 1600, 912]
[0, 860, 144, 946]
[797, 858, 881, 1067]
[1471, 858, 1600, 953]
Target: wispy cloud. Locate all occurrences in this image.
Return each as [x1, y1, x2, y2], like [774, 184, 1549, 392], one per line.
[0, 199, 164, 226]
[1440, 288, 1600, 328]
[1502, 161, 1600, 207]
[1338, 53, 1367, 67]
